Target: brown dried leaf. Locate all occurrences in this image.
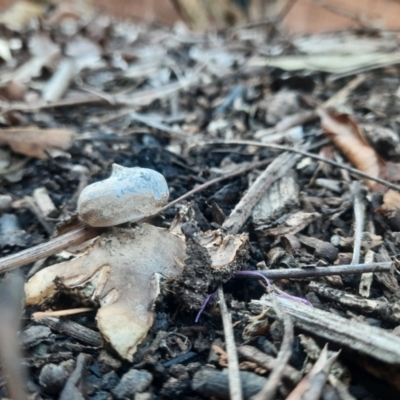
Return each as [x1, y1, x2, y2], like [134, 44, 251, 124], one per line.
[0, 127, 73, 159]
[318, 108, 386, 192]
[376, 189, 400, 231]
[197, 230, 247, 270]
[25, 224, 186, 360]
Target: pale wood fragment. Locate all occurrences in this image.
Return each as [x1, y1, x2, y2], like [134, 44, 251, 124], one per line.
[251, 295, 400, 365]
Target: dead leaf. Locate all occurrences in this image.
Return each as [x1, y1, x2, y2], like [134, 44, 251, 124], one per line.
[197, 230, 247, 270]
[376, 189, 400, 231]
[0, 127, 73, 159]
[25, 224, 187, 360]
[318, 108, 387, 192]
[0, 0, 47, 31]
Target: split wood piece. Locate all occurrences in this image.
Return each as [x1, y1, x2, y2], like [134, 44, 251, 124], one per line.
[237, 262, 391, 281]
[59, 353, 90, 400]
[238, 345, 301, 384]
[23, 195, 54, 236]
[250, 294, 400, 365]
[287, 345, 340, 400]
[359, 250, 374, 297]
[255, 211, 320, 238]
[205, 140, 400, 193]
[33, 317, 103, 348]
[33, 187, 57, 218]
[309, 281, 400, 323]
[0, 225, 101, 274]
[42, 58, 76, 103]
[251, 295, 294, 400]
[218, 285, 243, 400]
[192, 367, 267, 400]
[296, 234, 338, 262]
[252, 171, 299, 226]
[25, 224, 186, 360]
[223, 151, 303, 235]
[299, 334, 355, 399]
[0, 272, 27, 400]
[375, 247, 399, 293]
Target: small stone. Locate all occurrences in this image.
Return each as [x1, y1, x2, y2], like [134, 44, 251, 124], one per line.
[89, 390, 112, 400]
[112, 369, 152, 399]
[134, 393, 152, 400]
[39, 363, 67, 394]
[186, 362, 202, 375]
[169, 364, 189, 380]
[101, 371, 120, 391]
[97, 350, 122, 374]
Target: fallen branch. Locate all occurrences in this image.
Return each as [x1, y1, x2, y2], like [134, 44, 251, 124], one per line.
[236, 262, 391, 280]
[251, 294, 400, 365]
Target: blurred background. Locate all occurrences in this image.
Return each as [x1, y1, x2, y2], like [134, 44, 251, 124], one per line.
[1, 0, 400, 34]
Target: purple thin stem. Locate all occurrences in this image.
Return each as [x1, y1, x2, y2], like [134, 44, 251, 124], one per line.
[195, 290, 218, 323]
[235, 270, 313, 307]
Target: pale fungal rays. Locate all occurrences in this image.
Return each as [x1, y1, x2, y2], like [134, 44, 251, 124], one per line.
[25, 164, 187, 360]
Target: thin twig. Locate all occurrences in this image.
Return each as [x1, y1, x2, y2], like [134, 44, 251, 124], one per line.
[251, 294, 294, 400]
[218, 285, 243, 400]
[351, 182, 365, 265]
[32, 307, 94, 319]
[0, 226, 101, 274]
[130, 112, 189, 139]
[159, 158, 272, 213]
[200, 140, 400, 192]
[236, 262, 391, 281]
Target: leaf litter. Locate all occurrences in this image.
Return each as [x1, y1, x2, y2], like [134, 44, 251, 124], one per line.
[1, 1, 400, 399]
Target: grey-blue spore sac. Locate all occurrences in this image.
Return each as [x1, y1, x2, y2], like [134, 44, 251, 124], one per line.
[112, 167, 166, 200]
[77, 164, 169, 227]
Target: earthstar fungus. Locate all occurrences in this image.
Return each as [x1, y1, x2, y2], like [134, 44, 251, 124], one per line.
[25, 164, 187, 360]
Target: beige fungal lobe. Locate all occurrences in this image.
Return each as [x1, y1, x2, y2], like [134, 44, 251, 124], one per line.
[77, 164, 169, 227]
[25, 223, 187, 360]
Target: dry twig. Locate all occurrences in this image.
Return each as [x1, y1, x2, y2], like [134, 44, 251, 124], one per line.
[350, 182, 365, 265]
[218, 285, 243, 400]
[251, 294, 294, 400]
[0, 226, 101, 274]
[237, 262, 391, 281]
[203, 140, 400, 192]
